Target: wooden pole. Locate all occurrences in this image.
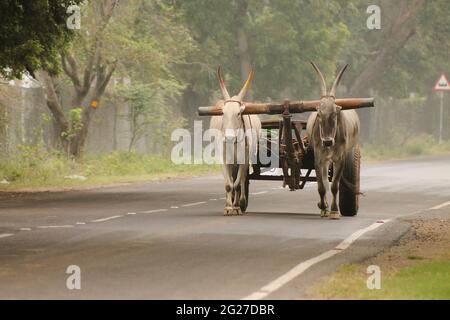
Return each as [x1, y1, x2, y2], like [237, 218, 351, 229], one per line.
[198, 98, 375, 116]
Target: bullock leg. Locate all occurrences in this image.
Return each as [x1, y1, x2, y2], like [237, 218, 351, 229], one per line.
[329, 161, 344, 220]
[316, 161, 329, 217]
[238, 164, 249, 213]
[223, 164, 235, 216]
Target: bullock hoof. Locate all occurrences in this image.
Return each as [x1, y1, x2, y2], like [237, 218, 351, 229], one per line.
[224, 207, 234, 216]
[232, 207, 242, 215]
[224, 207, 242, 216]
[320, 209, 329, 218]
[329, 211, 341, 220]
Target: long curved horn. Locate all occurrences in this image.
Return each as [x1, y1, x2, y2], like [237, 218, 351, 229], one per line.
[329, 64, 348, 98]
[310, 62, 327, 97]
[217, 66, 230, 100]
[237, 66, 255, 101]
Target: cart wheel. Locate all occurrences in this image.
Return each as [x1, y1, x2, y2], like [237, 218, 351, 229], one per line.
[339, 145, 360, 216]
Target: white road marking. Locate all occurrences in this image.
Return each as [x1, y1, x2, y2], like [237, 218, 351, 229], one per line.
[335, 220, 390, 250]
[20, 228, 31, 231]
[429, 201, 450, 210]
[76, 222, 86, 225]
[91, 215, 122, 223]
[140, 209, 168, 214]
[127, 212, 137, 215]
[242, 219, 391, 300]
[219, 197, 226, 200]
[37, 225, 74, 229]
[0, 233, 13, 239]
[251, 191, 268, 195]
[209, 198, 218, 201]
[181, 201, 206, 207]
[170, 206, 179, 209]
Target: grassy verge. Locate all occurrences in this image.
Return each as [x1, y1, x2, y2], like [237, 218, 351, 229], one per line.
[0, 147, 219, 191]
[310, 219, 450, 299]
[362, 135, 450, 161]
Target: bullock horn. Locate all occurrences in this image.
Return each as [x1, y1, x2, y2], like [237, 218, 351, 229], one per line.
[310, 62, 327, 97]
[237, 66, 255, 101]
[329, 64, 348, 98]
[217, 66, 230, 100]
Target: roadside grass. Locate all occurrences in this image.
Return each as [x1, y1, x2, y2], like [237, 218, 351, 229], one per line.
[1, 134, 450, 190]
[362, 134, 450, 161]
[311, 219, 450, 300]
[316, 260, 450, 300]
[0, 147, 219, 190]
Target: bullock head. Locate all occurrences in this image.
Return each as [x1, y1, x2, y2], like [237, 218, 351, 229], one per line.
[217, 66, 254, 143]
[310, 62, 348, 148]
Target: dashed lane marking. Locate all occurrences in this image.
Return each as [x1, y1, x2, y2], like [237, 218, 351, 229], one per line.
[181, 202, 207, 207]
[251, 191, 268, 195]
[140, 209, 168, 214]
[37, 225, 74, 229]
[0, 233, 14, 239]
[91, 215, 123, 223]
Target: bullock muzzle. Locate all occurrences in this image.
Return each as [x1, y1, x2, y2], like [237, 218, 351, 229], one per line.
[322, 138, 334, 147]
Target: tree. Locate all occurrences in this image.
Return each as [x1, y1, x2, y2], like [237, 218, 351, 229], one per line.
[174, 0, 355, 122]
[0, 0, 83, 79]
[39, 0, 119, 158]
[40, 0, 194, 157]
[117, 81, 185, 152]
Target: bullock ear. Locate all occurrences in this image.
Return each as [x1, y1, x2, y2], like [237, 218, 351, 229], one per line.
[336, 105, 342, 112]
[239, 105, 246, 114]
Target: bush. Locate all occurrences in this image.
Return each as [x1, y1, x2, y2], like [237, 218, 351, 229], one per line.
[0, 147, 217, 189]
[362, 134, 450, 160]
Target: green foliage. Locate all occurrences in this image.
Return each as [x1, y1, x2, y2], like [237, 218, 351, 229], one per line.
[0, 0, 83, 78]
[61, 107, 83, 141]
[319, 260, 450, 299]
[174, 0, 357, 121]
[362, 134, 450, 161]
[116, 80, 186, 152]
[341, 0, 450, 98]
[0, 148, 218, 189]
[0, 144, 70, 185]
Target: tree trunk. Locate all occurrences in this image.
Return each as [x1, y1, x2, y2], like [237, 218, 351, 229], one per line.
[348, 0, 424, 139]
[38, 72, 69, 151]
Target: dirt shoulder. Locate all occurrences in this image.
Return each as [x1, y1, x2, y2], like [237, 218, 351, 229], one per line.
[308, 210, 450, 299]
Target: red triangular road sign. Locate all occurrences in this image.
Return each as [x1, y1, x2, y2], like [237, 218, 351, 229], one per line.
[433, 73, 450, 91]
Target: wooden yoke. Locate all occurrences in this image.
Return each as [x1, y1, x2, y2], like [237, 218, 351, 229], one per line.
[198, 98, 375, 116]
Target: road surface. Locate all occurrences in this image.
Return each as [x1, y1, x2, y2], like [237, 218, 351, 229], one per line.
[0, 156, 449, 299]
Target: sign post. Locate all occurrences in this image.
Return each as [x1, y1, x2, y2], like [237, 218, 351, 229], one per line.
[433, 73, 450, 144]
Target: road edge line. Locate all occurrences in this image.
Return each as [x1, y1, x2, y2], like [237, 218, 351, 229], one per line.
[242, 219, 391, 300]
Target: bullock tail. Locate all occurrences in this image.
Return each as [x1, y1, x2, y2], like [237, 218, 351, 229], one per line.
[340, 145, 365, 196]
[340, 175, 365, 196]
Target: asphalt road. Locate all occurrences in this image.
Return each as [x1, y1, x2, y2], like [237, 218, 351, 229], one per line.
[0, 156, 449, 299]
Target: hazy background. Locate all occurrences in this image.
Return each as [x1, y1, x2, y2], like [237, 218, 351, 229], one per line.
[0, 0, 449, 185]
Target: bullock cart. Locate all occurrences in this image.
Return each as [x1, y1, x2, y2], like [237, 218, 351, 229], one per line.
[198, 97, 374, 216]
